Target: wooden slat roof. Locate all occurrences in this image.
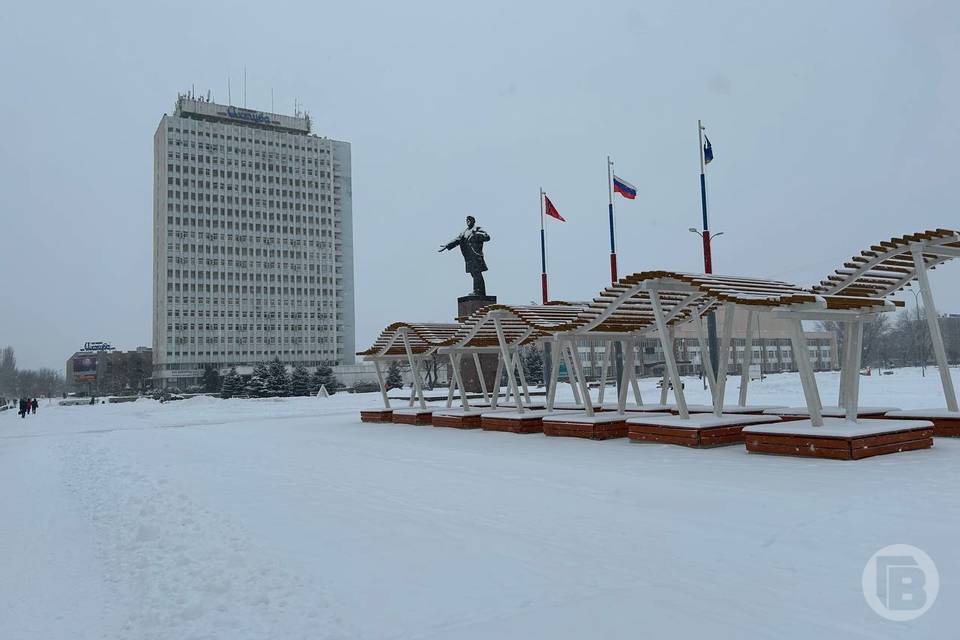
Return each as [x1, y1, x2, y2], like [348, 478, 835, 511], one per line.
[359, 248, 929, 356]
[571, 271, 891, 335]
[445, 303, 589, 348]
[812, 228, 960, 298]
[356, 322, 461, 357]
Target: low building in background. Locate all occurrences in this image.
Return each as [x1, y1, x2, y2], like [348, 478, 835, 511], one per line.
[67, 347, 153, 396]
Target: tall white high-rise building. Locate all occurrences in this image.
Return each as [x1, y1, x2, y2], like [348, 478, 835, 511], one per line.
[153, 93, 354, 389]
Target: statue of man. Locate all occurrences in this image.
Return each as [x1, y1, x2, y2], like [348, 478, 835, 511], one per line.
[439, 215, 491, 296]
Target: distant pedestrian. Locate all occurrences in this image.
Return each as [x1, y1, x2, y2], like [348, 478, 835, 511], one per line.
[31, 398, 38, 414]
[18, 398, 27, 418]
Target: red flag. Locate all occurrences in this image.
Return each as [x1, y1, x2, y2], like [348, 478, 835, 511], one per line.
[544, 195, 566, 222]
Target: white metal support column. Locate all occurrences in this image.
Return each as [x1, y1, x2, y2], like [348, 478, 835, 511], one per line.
[566, 339, 594, 415]
[651, 291, 689, 418]
[493, 317, 523, 411]
[598, 340, 611, 404]
[617, 338, 635, 413]
[738, 309, 756, 407]
[472, 353, 489, 402]
[402, 330, 426, 410]
[837, 320, 853, 407]
[373, 359, 391, 409]
[504, 347, 519, 403]
[627, 339, 643, 407]
[713, 304, 735, 416]
[407, 373, 416, 407]
[490, 354, 504, 409]
[546, 339, 562, 411]
[589, 342, 597, 393]
[844, 320, 864, 421]
[789, 319, 823, 426]
[512, 350, 531, 405]
[445, 353, 457, 408]
[450, 352, 471, 410]
[559, 343, 582, 405]
[693, 313, 718, 405]
[837, 323, 852, 408]
[659, 328, 673, 406]
[912, 247, 959, 411]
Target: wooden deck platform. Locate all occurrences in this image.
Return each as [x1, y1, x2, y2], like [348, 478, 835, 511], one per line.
[541, 413, 630, 440]
[481, 410, 553, 434]
[621, 404, 677, 413]
[762, 406, 900, 422]
[883, 409, 960, 437]
[618, 404, 784, 416]
[627, 414, 780, 448]
[687, 405, 786, 415]
[743, 418, 933, 460]
[360, 408, 394, 423]
[431, 409, 486, 429]
[550, 402, 613, 411]
[391, 408, 434, 425]
[472, 401, 547, 410]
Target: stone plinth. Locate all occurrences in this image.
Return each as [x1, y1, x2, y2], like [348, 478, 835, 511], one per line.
[457, 295, 499, 393]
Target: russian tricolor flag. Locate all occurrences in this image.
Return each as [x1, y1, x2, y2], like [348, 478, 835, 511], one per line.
[612, 175, 637, 200]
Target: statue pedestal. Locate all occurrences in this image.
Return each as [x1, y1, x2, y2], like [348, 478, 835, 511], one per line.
[456, 295, 499, 394]
[457, 295, 498, 319]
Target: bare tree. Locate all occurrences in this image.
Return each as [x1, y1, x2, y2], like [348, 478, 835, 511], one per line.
[861, 313, 890, 369]
[16, 367, 66, 397]
[0, 346, 16, 396]
[819, 314, 891, 369]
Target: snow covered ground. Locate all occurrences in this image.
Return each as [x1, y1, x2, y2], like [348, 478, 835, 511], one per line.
[1, 367, 957, 639]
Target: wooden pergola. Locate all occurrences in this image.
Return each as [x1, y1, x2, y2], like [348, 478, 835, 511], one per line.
[810, 228, 960, 435]
[355, 227, 955, 456]
[433, 303, 588, 430]
[356, 322, 460, 423]
[545, 270, 910, 447]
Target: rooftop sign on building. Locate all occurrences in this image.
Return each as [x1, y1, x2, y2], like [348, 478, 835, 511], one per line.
[175, 96, 311, 134]
[83, 341, 114, 352]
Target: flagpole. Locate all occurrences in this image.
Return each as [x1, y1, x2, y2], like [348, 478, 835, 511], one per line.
[540, 188, 548, 304]
[698, 120, 720, 377]
[607, 157, 624, 392]
[607, 156, 618, 283]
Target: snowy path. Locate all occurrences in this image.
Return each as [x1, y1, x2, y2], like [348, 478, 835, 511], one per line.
[1, 369, 957, 639]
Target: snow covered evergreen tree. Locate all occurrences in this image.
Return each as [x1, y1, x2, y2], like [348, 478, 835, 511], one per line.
[385, 361, 403, 390]
[522, 346, 544, 385]
[266, 357, 290, 397]
[290, 363, 311, 397]
[245, 362, 270, 398]
[220, 366, 241, 398]
[311, 361, 338, 396]
[202, 365, 221, 393]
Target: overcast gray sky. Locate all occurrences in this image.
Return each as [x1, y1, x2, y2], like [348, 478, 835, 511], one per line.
[2, 0, 958, 370]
